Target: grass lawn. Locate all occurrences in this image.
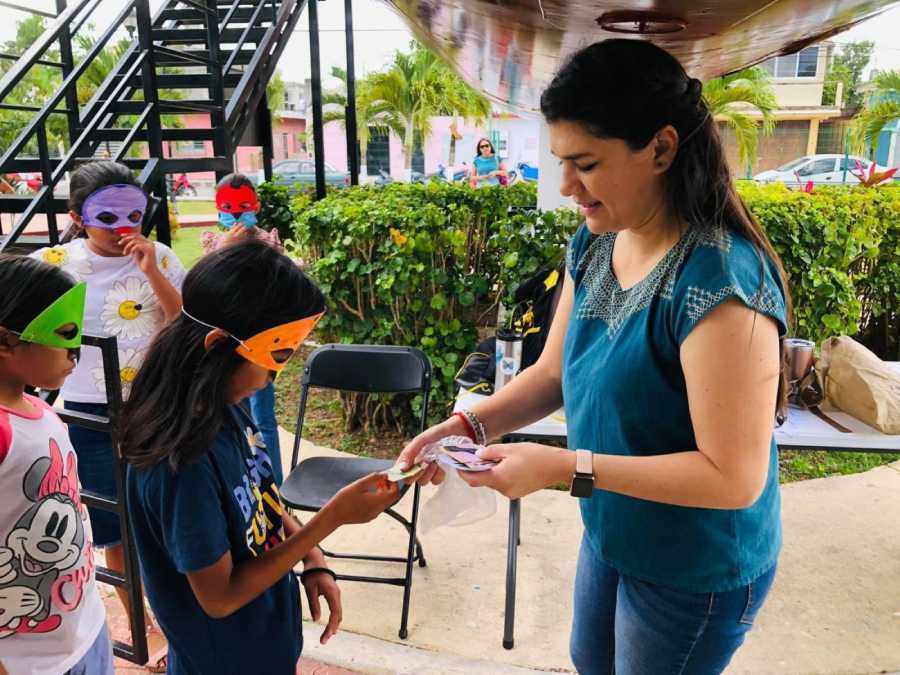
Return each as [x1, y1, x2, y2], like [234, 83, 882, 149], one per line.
[166, 224, 207, 268]
[170, 200, 216, 216]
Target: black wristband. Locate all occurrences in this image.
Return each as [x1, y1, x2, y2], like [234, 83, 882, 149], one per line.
[300, 567, 337, 583]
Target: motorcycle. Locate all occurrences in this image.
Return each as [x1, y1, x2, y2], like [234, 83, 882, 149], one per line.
[173, 173, 197, 197]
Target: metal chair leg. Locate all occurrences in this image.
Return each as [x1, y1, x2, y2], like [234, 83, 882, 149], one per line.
[503, 498, 520, 650]
[398, 484, 422, 639]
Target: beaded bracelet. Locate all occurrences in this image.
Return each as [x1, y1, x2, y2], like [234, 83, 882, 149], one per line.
[459, 408, 487, 445]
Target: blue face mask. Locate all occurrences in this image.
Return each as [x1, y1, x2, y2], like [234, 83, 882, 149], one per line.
[218, 210, 258, 230]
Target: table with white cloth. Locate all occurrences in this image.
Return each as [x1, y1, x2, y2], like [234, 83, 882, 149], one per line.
[453, 363, 900, 649]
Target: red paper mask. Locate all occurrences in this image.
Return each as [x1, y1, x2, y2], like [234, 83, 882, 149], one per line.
[215, 183, 259, 215]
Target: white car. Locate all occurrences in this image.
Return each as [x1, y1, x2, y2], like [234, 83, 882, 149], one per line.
[754, 154, 896, 185]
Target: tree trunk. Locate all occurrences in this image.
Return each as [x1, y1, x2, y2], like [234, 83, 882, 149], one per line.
[403, 118, 414, 182]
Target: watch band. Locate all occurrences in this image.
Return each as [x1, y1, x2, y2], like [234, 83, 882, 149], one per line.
[570, 449, 594, 498]
[575, 448, 592, 475]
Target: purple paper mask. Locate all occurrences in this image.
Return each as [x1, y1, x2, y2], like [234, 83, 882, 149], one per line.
[81, 184, 148, 232]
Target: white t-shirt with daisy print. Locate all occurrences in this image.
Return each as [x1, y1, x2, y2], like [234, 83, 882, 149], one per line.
[30, 238, 186, 404]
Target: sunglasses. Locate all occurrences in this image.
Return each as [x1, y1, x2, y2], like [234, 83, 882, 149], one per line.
[479, 144, 491, 149]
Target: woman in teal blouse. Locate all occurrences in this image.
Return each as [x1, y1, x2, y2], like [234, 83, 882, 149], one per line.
[400, 39, 791, 674]
[469, 137, 507, 187]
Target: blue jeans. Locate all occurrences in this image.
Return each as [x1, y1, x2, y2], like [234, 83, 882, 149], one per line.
[570, 536, 776, 675]
[65, 622, 114, 675]
[248, 382, 283, 485]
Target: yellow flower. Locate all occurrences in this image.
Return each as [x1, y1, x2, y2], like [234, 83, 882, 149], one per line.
[390, 228, 408, 246]
[118, 300, 141, 321]
[121, 366, 138, 386]
[42, 246, 67, 266]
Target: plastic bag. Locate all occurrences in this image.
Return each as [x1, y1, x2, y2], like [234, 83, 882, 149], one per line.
[419, 443, 497, 535]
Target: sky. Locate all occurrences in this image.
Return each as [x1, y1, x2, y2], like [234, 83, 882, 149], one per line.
[1, 1, 899, 91]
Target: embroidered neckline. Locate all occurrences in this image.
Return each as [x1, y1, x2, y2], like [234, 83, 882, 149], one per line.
[572, 226, 736, 335]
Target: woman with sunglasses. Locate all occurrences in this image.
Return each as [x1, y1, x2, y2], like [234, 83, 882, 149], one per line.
[470, 137, 508, 187]
[120, 241, 399, 674]
[30, 160, 186, 671]
[400, 40, 792, 674]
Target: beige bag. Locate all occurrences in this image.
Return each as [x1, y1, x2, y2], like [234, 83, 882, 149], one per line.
[818, 336, 900, 434]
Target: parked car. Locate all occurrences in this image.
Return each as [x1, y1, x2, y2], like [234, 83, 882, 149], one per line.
[754, 154, 897, 185]
[268, 159, 350, 190]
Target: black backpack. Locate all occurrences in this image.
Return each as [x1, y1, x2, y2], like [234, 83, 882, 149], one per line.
[454, 263, 565, 393]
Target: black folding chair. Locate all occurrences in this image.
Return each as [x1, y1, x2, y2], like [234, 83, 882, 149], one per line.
[280, 344, 432, 639]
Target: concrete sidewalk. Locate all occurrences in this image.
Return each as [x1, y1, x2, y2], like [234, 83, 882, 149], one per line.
[284, 432, 900, 674]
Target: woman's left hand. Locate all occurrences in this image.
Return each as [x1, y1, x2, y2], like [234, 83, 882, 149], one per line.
[459, 442, 572, 499]
[120, 233, 158, 275]
[301, 569, 342, 644]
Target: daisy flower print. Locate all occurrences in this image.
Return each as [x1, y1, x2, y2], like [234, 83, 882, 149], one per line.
[100, 277, 158, 340]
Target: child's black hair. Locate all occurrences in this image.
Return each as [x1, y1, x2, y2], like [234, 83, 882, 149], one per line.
[120, 241, 324, 471]
[0, 255, 76, 333]
[68, 161, 139, 215]
[215, 172, 256, 193]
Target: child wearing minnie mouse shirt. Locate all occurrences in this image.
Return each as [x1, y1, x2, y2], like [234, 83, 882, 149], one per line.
[30, 161, 185, 669]
[0, 255, 110, 675]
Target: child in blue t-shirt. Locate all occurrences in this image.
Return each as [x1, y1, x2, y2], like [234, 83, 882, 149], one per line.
[120, 241, 399, 674]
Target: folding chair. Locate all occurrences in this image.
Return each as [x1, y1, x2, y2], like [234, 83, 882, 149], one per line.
[280, 344, 431, 639]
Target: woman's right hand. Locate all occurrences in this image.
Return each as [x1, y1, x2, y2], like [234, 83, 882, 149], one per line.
[326, 473, 400, 525]
[396, 415, 469, 486]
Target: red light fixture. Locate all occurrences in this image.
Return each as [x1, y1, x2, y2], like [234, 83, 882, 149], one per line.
[597, 10, 687, 34]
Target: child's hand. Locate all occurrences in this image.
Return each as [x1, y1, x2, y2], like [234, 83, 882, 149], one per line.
[327, 473, 399, 525]
[301, 569, 342, 644]
[221, 223, 255, 248]
[120, 233, 158, 275]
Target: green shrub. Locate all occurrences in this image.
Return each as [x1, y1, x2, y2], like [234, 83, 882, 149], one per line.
[292, 182, 579, 427]
[293, 180, 899, 430]
[737, 183, 900, 350]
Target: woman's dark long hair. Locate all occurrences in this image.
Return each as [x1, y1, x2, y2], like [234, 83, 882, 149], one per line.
[0, 255, 76, 332]
[540, 39, 792, 412]
[120, 241, 325, 471]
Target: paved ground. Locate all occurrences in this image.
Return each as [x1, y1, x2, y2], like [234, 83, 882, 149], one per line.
[284, 435, 900, 675]
[102, 431, 900, 673]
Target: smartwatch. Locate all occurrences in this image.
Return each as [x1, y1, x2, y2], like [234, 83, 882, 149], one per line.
[570, 449, 594, 498]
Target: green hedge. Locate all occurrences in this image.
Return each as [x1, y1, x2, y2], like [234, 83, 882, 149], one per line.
[290, 181, 900, 428]
[291, 182, 580, 427]
[738, 183, 900, 352]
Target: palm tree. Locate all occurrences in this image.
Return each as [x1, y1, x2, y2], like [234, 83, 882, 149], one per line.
[849, 70, 900, 156]
[437, 67, 491, 167]
[365, 43, 491, 180]
[703, 67, 777, 171]
[321, 67, 394, 177]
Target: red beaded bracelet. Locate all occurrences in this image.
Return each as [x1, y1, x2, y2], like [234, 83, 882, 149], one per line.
[451, 411, 477, 442]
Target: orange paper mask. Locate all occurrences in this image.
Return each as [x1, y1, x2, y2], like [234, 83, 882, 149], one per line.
[235, 313, 323, 371]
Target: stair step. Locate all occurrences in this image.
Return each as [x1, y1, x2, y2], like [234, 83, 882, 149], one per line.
[152, 27, 268, 44]
[0, 194, 69, 213]
[154, 48, 255, 67]
[121, 72, 244, 88]
[158, 6, 264, 23]
[93, 128, 217, 142]
[108, 99, 221, 114]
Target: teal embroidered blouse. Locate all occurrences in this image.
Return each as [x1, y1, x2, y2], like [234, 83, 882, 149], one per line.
[562, 223, 787, 592]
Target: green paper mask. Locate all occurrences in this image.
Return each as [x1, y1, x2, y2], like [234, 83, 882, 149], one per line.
[16, 282, 86, 349]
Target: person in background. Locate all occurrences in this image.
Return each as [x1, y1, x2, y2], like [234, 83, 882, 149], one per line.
[200, 173, 285, 483]
[469, 138, 508, 187]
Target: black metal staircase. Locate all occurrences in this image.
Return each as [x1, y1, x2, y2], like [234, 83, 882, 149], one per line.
[0, 0, 305, 253]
